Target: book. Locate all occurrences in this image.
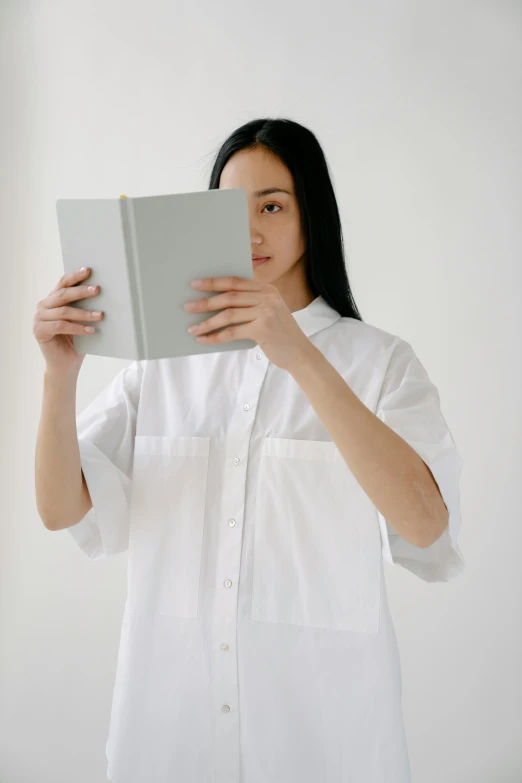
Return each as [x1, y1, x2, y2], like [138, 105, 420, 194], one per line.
[55, 189, 256, 359]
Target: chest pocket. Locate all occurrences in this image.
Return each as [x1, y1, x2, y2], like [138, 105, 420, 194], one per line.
[126, 435, 210, 618]
[251, 437, 382, 633]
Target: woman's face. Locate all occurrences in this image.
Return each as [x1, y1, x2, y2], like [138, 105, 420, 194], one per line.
[219, 147, 314, 311]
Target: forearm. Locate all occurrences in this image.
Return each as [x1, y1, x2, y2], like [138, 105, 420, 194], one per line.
[287, 342, 448, 548]
[35, 370, 92, 530]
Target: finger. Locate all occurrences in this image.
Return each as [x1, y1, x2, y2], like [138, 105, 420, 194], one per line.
[192, 276, 265, 292]
[45, 281, 100, 310]
[50, 266, 91, 294]
[195, 320, 251, 344]
[34, 317, 97, 342]
[39, 304, 104, 322]
[186, 290, 260, 313]
[189, 306, 257, 336]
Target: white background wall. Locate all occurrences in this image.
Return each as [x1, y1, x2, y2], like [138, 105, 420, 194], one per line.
[1, 1, 521, 781]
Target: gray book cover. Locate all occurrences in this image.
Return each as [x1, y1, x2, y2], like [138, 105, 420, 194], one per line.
[56, 189, 256, 360]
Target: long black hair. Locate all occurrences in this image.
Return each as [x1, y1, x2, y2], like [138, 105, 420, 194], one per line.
[205, 118, 363, 321]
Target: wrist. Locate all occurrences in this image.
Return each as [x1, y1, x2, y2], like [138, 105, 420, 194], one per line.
[44, 366, 81, 387]
[286, 338, 320, 377]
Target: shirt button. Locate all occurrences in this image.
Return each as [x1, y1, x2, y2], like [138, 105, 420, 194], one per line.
[224, 579, 232, 588]
[243, 403, 250, 411]
[256, 353, 262, 360]
[228, 518, 236, 527]
[222, 704, 230, 713]
[221, 643, 229, 651]
[233, 457, 240, 466]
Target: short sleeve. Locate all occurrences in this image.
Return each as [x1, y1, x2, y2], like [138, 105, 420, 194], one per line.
[375, 338, 465, 582]
[65, 360, 144, 560]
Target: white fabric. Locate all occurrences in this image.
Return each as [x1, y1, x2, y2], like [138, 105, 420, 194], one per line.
[66, 295, 465, 782]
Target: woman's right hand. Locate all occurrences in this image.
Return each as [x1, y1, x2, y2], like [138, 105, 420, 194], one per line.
[33, 267, 104, 376]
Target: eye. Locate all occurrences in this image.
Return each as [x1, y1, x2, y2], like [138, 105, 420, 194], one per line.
[262, 203, 281, 213]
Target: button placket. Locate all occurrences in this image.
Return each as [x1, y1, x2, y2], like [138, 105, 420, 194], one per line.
[210, 348, 269, 783]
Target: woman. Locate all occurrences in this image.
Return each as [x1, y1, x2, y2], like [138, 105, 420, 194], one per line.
[35, 117, 465, 782]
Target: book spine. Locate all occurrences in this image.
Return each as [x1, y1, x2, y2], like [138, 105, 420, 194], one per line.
[119, 197, 148, 358]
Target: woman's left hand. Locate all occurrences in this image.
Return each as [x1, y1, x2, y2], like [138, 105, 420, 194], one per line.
[184, 276, 313, 372]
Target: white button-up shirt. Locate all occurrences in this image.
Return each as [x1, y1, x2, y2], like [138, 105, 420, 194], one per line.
[67, 294, 465, 783]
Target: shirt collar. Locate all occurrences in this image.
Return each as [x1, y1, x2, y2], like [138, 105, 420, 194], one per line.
[290, 295, 342, 339]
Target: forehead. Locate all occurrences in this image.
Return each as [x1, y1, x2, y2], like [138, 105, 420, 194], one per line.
[219, 148, 293, 194]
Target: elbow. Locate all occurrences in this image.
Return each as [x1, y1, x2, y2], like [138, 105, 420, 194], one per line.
[419, 509, 449, 548]
[38, 511, 59, 531]
[40, 514, 57, 531]
[38, 509, 66, 531]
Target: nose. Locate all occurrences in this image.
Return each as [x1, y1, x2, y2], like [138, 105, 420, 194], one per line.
[249, 224, 263, 243]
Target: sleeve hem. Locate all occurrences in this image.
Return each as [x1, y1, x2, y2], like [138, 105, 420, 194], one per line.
[65, 439, 131, 559]
[65, 504, 105, 561]
[378, 442, 466, 583]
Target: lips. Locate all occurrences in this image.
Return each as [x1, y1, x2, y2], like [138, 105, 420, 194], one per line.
[252, 256, 270, 267]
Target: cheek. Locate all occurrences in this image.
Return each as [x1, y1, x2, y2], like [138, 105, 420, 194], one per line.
[285, 224, 305, 253]
[274, 218, 302, 248]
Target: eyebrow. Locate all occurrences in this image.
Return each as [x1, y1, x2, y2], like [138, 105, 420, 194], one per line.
[253, 188, 292, 198]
